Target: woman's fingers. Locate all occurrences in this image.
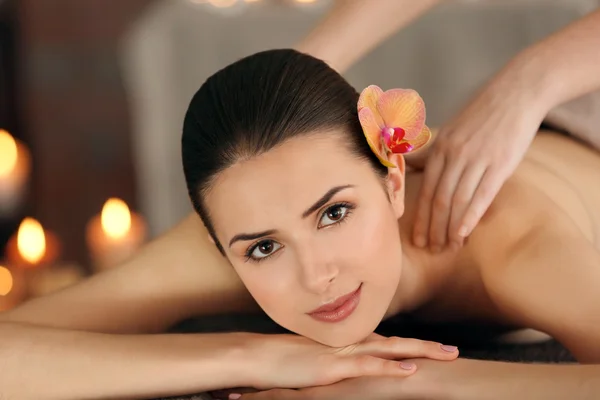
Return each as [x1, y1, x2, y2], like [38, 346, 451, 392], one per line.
[355, 336, 459, 361]
[330, 354, 419, 381]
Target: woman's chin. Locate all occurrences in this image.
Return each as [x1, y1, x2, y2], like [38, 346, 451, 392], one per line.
[306, 326, 376, 348]
[297, 316, 382, 348]
[325, 332, 375, 347]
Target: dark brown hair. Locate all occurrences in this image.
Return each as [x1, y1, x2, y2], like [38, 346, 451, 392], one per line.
[182, 49, 386, 253]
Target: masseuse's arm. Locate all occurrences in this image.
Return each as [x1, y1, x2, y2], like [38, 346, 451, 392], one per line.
[525, 8, 600, 113]
[409, 7, 600, 252]
[295, 0, 444, 73]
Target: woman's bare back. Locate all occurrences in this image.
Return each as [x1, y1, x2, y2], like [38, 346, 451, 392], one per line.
[520, 130, 600, 247]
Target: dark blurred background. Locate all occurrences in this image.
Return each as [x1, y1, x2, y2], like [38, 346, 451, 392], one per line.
[0, 0, 153, 266]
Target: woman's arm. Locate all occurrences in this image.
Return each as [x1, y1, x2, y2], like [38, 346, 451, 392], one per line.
[408, 358, 600, 400]
[0, 215, 262, 398]
[225, 357, 600, 400]
[295, 0, 444, 73]
[0, 323, 252, 400]
[0, 323, 459, 400]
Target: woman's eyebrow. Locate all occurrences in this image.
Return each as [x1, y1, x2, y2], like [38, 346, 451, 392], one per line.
[301, 184, 354, 218]
[228, 184, 355, 248]
[229, 229, 277, 248]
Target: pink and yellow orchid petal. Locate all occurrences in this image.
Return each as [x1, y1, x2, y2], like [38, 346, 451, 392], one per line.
[357, 85, 385, 128]
[358, 107, 395, 168]
[404, 124, 432, 152]
[376, 89, 425, 139]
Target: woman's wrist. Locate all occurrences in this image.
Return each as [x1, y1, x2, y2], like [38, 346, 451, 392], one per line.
[204, 332, 266, 389]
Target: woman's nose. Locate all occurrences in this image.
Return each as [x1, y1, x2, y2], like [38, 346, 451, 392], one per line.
[298, 251, 338, 294]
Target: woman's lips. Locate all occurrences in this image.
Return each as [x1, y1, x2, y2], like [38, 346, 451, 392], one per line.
[307, 283, 362, 323]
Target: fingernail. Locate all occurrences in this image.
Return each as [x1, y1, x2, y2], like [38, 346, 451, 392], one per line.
[414, 235, 426, 248]
[400, 362, 416, 370]
[441, 345, 458, 352]
[229, 394, 242, 400]
[458, 225, 469, 237]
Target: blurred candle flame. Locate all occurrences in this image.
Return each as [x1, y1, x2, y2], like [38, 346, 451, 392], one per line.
[101, 198, 132, 240]
[0, 129, 18, 177]
[0, 266, 13, 296]
[17, 218, 46, 265]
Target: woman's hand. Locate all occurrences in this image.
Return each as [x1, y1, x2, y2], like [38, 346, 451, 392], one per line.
[411, 57, 550, 252]
[236, 332, 458, 390]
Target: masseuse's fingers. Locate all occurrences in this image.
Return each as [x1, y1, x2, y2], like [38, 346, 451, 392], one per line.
[447, 163, 488, 246]
[457, 166, 506, 239]
[355, 336, 459, 361]
[427, 158, 466, 252]
[413, 152, 446, 248]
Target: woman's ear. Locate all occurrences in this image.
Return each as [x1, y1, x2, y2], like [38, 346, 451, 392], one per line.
[386, 153, 406, 218]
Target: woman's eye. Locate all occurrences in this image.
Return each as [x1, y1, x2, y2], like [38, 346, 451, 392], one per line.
[319, 204, 350, 227]
[249, 240, 281, 260]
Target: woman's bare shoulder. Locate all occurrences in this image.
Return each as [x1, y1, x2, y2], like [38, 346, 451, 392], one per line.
[470, 210, 600, 361]
[0, 213, 258, 334]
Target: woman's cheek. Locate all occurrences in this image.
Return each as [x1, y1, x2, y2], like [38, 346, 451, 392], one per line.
[356, 207, 393, 250]
[238, 265, 297, 311]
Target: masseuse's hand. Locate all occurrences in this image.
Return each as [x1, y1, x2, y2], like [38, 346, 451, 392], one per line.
[412, 60, 549, 252]
[245, 332, 458, 390]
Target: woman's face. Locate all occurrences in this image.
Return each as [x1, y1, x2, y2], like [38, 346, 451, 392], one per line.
[205, 133, 406, 347]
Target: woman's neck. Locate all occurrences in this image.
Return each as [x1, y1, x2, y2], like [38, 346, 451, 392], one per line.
[384, 172, 463, 319]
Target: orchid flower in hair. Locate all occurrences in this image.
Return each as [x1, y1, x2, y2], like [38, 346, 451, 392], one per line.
[357, 85, 432, 168]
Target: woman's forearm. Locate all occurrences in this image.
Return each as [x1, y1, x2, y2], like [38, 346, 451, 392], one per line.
[295, 0, 443, 73]
[0, 321, 253, 400]
[513, 9, 600, 112]
[413, 358, 600, 400]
